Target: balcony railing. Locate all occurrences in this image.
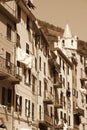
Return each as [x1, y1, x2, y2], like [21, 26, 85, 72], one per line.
[80, 76, 87, 81]
[73, 106, 84, 116]
[53, 81, 62, 89]
[54, 100, 63, 109]
[71, 56, 78, 65]
[0, 56, 20, 83]
[44, 114, 53, 125]
[48, 57, 60, 73]
[44, 91, 54, 104]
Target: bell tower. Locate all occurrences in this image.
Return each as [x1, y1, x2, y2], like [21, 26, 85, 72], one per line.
[54, 24, 78, 59]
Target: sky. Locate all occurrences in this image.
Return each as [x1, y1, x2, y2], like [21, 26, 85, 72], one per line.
[32, 0, 87, 41]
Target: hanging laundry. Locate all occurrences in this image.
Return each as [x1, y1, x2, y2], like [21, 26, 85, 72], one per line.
[17, 47, 33, 69]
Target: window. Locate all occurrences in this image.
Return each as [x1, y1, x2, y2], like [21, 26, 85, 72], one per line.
[32, 103, 34, 121]
[2, 87, 12, 109]
[7, 89, 12, 107]
[6, 52, 11, 68]
[39, 80, 41, 96]
[26, 43, 29, 54]
[64, 97, 66, 107]
[16, 33, 20, 47]
[2, 87, 6, 105]
[63, 61, 65, 70]
[81, 68, 83, 78]
[80, 55, 83, 64]
[59, 57, 61, 66]
[39, 56, 41, 71]
[44, 62, 46, 75]
[35, 58, 37, 70]
[50, 107, 52, 117]
[15, 95, 22, 115]
[25, 99, 30, 117]
[60, 74, 62, 82]
[64, 113, 66, 121]
[39, 105, 41, 120]
[44, 81, 47, 90]
[50, 87, 52, 94]
[68, 116, 71, 126]
[27, 16, 30, 31]
[67, 66, 69, 75]
[24, 69, 31, 85]
[63, 78, 65, 87]
[7, 24, 11, 40]
[62, 39, 65, 46]
[86, 95, 87, 104]
[60, 111, 63, 119]
[68, 82, 70, 88]
[71, 40, 73, 46]
[35, 35, 40, 47]
[32, 75, 36, 94]
[17, 5, 21, 20]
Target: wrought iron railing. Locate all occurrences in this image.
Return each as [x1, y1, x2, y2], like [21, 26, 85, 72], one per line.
[44, 91, 54, 101]
[44, 113, 53, 125]
[0, 56, 16, 77]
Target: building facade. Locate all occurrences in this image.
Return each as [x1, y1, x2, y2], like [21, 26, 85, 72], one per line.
[0, 1, 87, 130]
[54, 24, 87, 130]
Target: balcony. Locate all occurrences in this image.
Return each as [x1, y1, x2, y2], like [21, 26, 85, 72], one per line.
[0, 1, 19, 23]
[71, 56, 78, 66]
[48, 57, 60, 73]
[39, 114, 53, 127]
[53, 74, 62, 89]
[74, 126, 79, 130]
[43, 91, 54, 104]
[80, 77, 87, 82]
[54, 119, 63, 130]
[44, 114, 53, 126]
[53, 80, 62, 89]
[54, 100, 63, 109]
[73, 106, 84, 116]
[54, 125, 63, 130]
[80, 77, 87, 89]
[0, 56, 21, 84]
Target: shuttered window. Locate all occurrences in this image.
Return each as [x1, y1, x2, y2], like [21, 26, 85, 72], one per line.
[25, 99, 30, 117]
[7, 24, 11, 40]
[15, 95, 22, 115]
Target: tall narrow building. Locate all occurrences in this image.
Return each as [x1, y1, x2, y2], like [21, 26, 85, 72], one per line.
[55, 24, 87, 130]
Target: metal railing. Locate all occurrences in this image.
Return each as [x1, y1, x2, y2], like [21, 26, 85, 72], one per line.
[0, 56, 16, 77]
[44, 113, 53, 125]
[44, 91, 54, 101]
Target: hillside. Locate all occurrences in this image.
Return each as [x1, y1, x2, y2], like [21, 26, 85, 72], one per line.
[38, 20, 87, 56]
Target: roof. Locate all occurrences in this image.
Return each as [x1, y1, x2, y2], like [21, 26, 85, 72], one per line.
[63, 24, 72, 38]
